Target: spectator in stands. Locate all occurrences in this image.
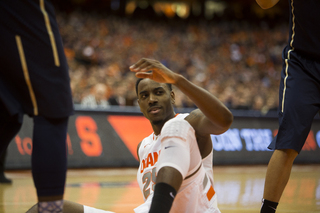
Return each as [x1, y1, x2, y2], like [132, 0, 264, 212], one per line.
[56, 10, 285, 112]
[81, 83, 109, 108]
[108, 82, 129, 106]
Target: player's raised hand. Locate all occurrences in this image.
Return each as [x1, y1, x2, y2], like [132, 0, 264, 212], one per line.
[129, 58, 178, 84]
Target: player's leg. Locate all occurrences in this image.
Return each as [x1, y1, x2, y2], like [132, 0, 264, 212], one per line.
[0, 101, 22, 186]
[26, 200, 116, 213]
[0, 150, 12, 184]
[26, 200, 84, 213]
[149, 118, 201, 213]
[0, 113, 23, 157]
[0, 114, 22, 184]
[32, 116, 69, 212]
[261, 149, 298, 212]
[261, 54, 320, 213]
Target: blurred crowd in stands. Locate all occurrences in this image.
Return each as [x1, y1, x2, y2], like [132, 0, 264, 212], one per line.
[57, 10, 288, 114]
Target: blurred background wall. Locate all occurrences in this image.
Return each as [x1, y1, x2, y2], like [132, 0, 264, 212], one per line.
[7, 0, 320, 168]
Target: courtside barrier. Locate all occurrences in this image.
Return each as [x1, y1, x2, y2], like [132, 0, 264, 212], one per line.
[6, 106, 320, 169]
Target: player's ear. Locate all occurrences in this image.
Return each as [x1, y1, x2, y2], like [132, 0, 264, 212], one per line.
[171, 91, 175, 104]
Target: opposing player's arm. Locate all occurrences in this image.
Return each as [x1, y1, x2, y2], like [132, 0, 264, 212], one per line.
[130, 58, 233, 136]
[255, 0, 280, 9]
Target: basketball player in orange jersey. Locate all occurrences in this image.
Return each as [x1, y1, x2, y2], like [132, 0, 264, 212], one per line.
[27, 58, 233, 213]
[131, 58, 233, 213]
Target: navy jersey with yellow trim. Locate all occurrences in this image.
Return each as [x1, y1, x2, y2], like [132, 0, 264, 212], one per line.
[0, 0, 73, 118]
[286, 0, 320, 59]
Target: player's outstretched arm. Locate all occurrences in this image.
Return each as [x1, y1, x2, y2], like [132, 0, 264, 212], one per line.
[130, 58, 233, 136]
[255, 0, 280, 9]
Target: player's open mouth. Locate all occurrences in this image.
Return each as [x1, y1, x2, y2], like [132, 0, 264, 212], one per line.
[148, 107, 161, 114]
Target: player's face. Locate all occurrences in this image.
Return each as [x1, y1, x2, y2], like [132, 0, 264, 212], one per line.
[137, 79, 175, 126]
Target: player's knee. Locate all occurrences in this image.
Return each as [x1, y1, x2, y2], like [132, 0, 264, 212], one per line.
[277, 149, 298, 155]
[275, 149, 298, 162]
[32, 116, 69, 168]
[34, 116, 69, 128]
[33, 116, 69, 147]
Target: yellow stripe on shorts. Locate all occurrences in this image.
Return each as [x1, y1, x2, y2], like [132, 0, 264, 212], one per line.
[282, 0, 296, 113]
[39, 0, 60, 67]
[15, 35, 39, 116]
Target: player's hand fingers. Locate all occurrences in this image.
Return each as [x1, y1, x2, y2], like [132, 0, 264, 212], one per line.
[140, 64, 157, 72]
[135, 71, 153, 79]
[129, 58, 151, 71]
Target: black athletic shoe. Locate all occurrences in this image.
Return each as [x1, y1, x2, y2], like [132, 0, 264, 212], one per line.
[0, 175, 12, 184]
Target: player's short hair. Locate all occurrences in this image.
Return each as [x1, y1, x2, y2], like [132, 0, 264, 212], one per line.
[135, 77, 172, 95]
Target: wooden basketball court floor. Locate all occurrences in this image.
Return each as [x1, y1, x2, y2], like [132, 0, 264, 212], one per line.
[0, 165, 319, 213]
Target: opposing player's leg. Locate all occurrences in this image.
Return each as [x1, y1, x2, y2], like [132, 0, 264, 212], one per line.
[0, 115, 22, 184]
[0, 100, 23, 164]
[261, 55, 320, 213]
[0, 150, 12, 184]
[26, 200, 116, 213]
[26, 201, 82, 213]
[149, 118, 201, 213]
[263, 149, 298, 202]
[261, 149, 298, 213]
[0, 106, 23, 157]
[32, 116, 69, 212]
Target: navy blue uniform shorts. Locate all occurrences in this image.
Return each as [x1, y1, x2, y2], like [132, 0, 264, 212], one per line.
[0, 0, 73, 119]
[269, 46, 320, 153]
